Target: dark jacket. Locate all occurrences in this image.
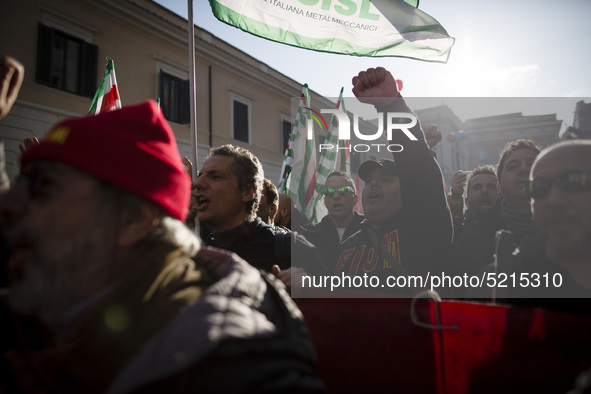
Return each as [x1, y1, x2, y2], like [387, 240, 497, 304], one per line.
[451, 207, 479, 243]
[493, 233, 591, 314]
[2, 244, 325, 393]
[203, 218, 328, 275]
[312, 211, 365, 271]
[451, 198, 537, 277]
[333, 99, 453, 293]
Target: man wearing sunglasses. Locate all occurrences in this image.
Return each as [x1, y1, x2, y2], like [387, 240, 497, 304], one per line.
[332, 68, 453, 293]
[313, 171, 364, 270]
[476, 139, 591, 308]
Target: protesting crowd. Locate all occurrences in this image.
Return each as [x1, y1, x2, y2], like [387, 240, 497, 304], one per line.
[1, 55, 591, 392]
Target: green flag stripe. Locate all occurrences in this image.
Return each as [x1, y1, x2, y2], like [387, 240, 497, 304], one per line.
[210, 1, 453, 62]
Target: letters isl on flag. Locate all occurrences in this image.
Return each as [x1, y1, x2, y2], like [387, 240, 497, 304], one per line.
[209, 0, 454, 62]
[88, 57, 121, 116]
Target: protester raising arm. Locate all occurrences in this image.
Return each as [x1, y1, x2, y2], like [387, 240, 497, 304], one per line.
[0, 55, 24, 120]
[351, 67, 453, 278]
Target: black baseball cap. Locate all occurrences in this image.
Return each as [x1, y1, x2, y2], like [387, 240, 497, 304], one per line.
[358, 158, 399, 181]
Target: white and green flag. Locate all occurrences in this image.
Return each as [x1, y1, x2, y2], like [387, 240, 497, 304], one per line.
[209, 0, 454, 62]
[278, 85, 310, 194]
[310, 87, 347, 222]
[278, 84, 321, 223]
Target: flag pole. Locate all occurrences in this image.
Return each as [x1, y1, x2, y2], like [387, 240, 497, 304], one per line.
[187, 0, 198, 179]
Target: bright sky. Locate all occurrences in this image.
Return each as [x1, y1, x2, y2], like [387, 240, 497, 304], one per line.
[154, 0, 591, 129]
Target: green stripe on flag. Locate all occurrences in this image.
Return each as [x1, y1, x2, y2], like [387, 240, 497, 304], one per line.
[209, 0, 453, 62]
[88, 73, 106, 115]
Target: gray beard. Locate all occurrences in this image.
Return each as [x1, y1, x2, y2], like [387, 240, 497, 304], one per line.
[9, 213, 118, 324]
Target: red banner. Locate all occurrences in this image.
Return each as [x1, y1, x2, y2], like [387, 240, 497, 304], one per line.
[298, 297, 591, 393]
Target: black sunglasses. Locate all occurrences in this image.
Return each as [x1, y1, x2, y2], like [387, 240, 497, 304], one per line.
[323, 186, 355, 197]
[528, 171, 591, 199]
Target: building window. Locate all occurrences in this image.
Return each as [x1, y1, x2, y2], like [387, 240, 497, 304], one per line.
[159, 70, 189, 124]
[36, 23, 97, 98]
[282, 119, 292, 152]
[233, 98, 250, 143]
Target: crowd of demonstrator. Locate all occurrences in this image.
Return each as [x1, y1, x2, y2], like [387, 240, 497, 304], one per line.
[1, 56, 591, 392]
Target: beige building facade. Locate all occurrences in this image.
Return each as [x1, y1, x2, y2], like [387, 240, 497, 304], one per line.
[415, 105, 464, 183]
[416, 105, 561, 184]
[0, 0, 339, 184]
[461, 112, 560, 171]
[2, 0, 564, 196]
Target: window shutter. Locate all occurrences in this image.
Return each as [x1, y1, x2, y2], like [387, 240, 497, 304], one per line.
[159, 70, 168, 119]
[36, 23, 53, 86]
[180, 79, 190, 124]
[79, 41, 98, 98]
[233, 101, 249, 143]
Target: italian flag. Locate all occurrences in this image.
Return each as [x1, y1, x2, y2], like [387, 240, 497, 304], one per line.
[88, 58, 121, 115]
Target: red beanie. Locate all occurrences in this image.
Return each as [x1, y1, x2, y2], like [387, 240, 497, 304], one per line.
[21, 100, 191, 221]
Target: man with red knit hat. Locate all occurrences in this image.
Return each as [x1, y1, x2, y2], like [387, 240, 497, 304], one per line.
[0, 101, 324, 393]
